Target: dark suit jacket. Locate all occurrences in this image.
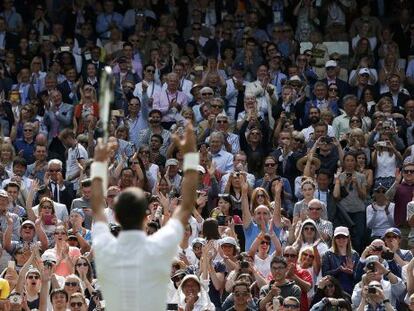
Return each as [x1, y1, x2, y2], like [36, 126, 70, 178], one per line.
[58, 80, 80, 105]
[321, 78, 350, 101]
[48, 180, 75, 212]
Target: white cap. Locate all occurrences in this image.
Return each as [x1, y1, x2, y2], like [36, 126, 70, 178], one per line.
[41, 252, 57, 263]
[0, 190, 8, 198]
[333, 226, 350, 237]
[358, 68, 370, 75]
[165, 158, 179, 166]
[219, 236, 238, 247]
[325, 60, 337, 68]
[365, 255, 380, 264]
[197, 165, 206, 174]
[289, 75, 302, 82]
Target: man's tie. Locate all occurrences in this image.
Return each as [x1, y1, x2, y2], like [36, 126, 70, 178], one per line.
[53, 183, 58, 202]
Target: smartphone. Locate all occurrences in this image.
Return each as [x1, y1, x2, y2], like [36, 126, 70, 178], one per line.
[368, 286, 376, 294]
[43, 214, 54, 225]
[8, 261, 15, 270]
[166, 303, 178, 310]
[60, 46, 70, 52]
[217, 215, 226, 226]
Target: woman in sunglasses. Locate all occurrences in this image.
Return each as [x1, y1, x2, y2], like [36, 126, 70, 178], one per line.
[69, 292, 88, 311]
[64, 275, 84, 304]
[74, 256, 96, 299]
[366, 182, 394, 240]
[321, 227, 359, 295]
[293, 219, 329, 258]
[310, 275, 352, 310]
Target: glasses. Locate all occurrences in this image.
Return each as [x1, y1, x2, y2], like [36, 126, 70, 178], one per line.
[216, 120, 228, 124]
[403, 169, 414, 174]
[283, 253, 297, 258]
[351, 119, 360, 123]
[303, 226, 315, 232]
[260, 241, 270, 245]
[76, 262, 88, 267]
[326, 67, 336, 70]
[211, 105, 222, 109]
[54, 231, 66, 236]
[22, 225, 34, 230]
[329, 88, 338, 92]
[27, 275, 40, 280]
[146, 69, 155, 73]
[234, 291, 249, 297]
[24, 129, 33, 132]
[201, 93, 213, 96]
[49, 169, 61, 172]
[70, 302, 84, 307]
[264, 162, 276, 167]
[335, 235, 348, 240]
[65, 282, 79, 287]
[302, 253, 314, 259]
[41, 205, 53, 209]
[257, 194, 265, 198]
[283, 303, 299, 309]
[271, 265, 286, 270]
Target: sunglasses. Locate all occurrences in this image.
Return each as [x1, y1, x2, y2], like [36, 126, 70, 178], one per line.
[329, 88, 338, 91]
[54, 231, 66, 236]
[260, 241, 270, 245]
[403, 169, 414, 174]
[24, 129, 33, 132]
[283, 253, 297, 258]
[216, 120, 228, 124]
[309, 207, 322, 211]
[27, 275, 40, 280]
[146, 69, 155, 73]
[211, 105, 222, 109]
[264, 163, 276, 167]
[76, 263, 88, 267]
[65, 282, 79, 287]
[257, 194, 266, 198]
[335, 235, 348, 239]
[202, 93, 213, 96]
[70, 302, 84, 307]
[48, 169, 61, 172]
[22, 225, 34, 229]
[302, 253, 314, 259]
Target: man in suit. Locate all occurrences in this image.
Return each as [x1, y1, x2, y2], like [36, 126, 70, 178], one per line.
[0, 16, 18, 58]
[32, 185, 69, 222]
[320, 60, 350, 101]
[380, 74, 411, 113]
[57, 67, 79, 105]
[44, 90, 74, 139]
[45, 159, 74, 213]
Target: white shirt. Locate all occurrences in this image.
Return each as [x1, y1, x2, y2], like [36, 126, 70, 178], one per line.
[92, 218, 184, 311]
[66, 143, 89, 191]
[133, 80, 162, 103]
[301, 125, 335, 142]
[103, 207, 117, 224]
[32, 202, 69, 222]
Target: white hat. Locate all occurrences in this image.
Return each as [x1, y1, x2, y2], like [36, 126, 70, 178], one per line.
[191, 237, 206, 247]
[197, 165, 206, 174]
[165, 158, 179, 166]
[41, 252, 57, 263]
[21, 220, 35, 228]
[0, 190, 8, 198]
[333, 226, 350, 237]
[325, 60, 337, 68]
[200, 87, 213, 94]
[289, 75, 302, 82]
[365, 255, 380, 264]
[219, 236, 238, 247]
[358, 68, 370, 75]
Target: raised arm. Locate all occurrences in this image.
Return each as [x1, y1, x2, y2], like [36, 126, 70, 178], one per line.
[171, 124, 199, 226]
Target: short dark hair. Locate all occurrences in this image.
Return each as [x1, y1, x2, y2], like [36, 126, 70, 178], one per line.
[50, 288, 68, 302]
[81, 178, 92, 188]
[151, 134, 163, 144]
[59, 129, 75, 140]
[270, 256, 287, 268]
[5, 182, 20, 191]
[232, 281, 250, 293]
[114, 188, 148, 230]
[13, 157, 27, 168]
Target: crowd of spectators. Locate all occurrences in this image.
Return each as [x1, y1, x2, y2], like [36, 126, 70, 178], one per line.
[0, 0, 414, 310]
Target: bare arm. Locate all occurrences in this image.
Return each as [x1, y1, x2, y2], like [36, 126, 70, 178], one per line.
[171, 124, 198, 226]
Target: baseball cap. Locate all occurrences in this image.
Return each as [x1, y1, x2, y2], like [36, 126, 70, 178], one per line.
[200, 86, 213, 95]
[325, 60, 337, 68]
[165, 158, 179, 166]
[334, 226, 350, 237]
[219, 236, 238, 247]
[191, 237, 206, 247]
[232, 62, 245, 71]
[197, 165, 206, 174]
[358, 68, 370, 75]
[0, 190, 8, 198]
[21, 220, 35, 228]
[41, 252, 57, 263]
[383, 227, 401, 238]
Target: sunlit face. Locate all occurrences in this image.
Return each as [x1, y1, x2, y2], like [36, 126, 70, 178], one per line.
[52, 293, 67, 309]
[182, 279, 201, 297]
[64, 278, 80, 296]
[218, 198, 230, 214]
[300, 250, 314, 267]
[254, 206, 270, 223]
[302, 225, 316, 240]
[302, 184, 314, 199]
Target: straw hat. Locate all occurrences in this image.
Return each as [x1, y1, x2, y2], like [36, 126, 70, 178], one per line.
[296, 156, 321, 171]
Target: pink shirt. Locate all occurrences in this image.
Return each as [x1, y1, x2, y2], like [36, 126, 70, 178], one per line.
[153, 89, 188, 122]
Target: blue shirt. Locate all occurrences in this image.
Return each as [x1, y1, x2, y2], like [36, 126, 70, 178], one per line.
[244, 221, 281, 252]
[14, 139, 35, 164]
[211, 149, 234, 174]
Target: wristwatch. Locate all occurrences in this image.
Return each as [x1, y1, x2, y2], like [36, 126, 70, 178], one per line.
[383, 299, 390, 304]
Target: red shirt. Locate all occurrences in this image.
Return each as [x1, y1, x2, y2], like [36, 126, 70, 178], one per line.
[288, 266, 312, 311]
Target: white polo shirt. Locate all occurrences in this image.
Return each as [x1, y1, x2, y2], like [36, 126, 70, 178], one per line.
[92, 218, 184, 311]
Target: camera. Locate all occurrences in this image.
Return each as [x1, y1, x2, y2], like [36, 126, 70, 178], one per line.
[366, 262, 376, 272]
[240, 261, 250, 269]
[368, 285, 377, 294]
[381, 249, 394, 261]
[217, 215, 226, 226]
